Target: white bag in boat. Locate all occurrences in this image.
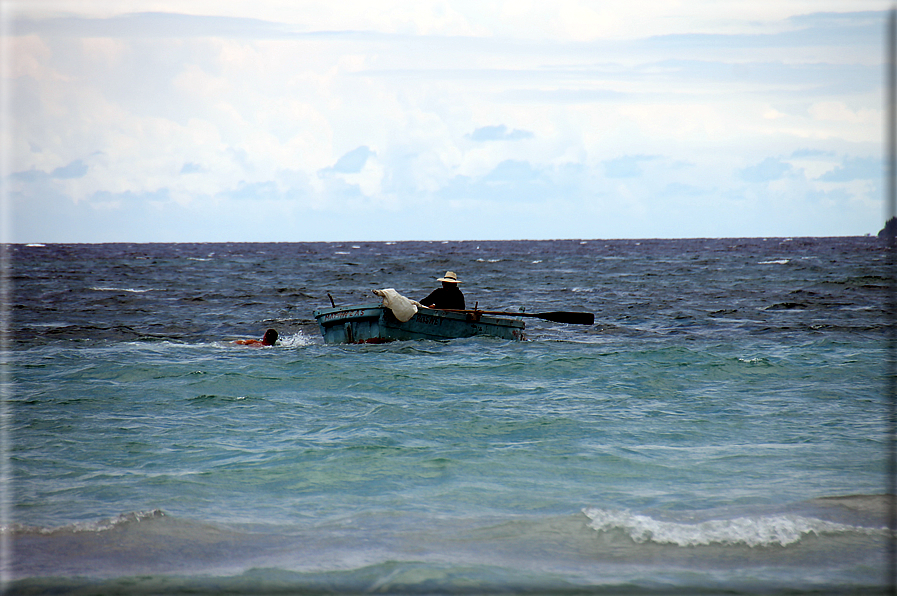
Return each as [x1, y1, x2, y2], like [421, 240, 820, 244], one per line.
[372, 288, 421, 323]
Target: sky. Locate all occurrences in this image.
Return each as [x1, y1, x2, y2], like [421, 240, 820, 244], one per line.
[1, 1, 890, 242]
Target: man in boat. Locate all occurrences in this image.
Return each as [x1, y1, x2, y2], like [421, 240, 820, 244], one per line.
[420, 271, 465, 310]
[234, 328, 278, 346]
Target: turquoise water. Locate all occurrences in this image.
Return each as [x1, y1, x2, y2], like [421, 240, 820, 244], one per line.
[7, 238, 892, 593]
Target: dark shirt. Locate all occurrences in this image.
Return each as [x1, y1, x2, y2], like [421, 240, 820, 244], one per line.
[420, 286, 465, 310]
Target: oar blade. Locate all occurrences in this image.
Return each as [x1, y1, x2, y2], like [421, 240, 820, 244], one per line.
[538, 311, 594, 325]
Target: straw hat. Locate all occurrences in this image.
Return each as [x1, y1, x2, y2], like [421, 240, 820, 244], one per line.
[437, 271, 461, 283]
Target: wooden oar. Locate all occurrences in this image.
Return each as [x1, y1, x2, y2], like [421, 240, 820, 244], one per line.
[438, 309, 594, 325]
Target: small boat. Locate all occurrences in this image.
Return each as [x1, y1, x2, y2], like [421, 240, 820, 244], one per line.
[313, 303, 526, 344]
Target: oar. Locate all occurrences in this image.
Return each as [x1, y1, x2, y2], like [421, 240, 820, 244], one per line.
[438, 309, 594, 325]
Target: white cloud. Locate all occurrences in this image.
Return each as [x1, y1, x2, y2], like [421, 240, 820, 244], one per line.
[3, 3, 891, 242]
[468, 124, 534, 142]
[809, 101, 875, 124]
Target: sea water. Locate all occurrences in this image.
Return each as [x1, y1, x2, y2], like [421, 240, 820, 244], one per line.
[5, 237, 892, 594]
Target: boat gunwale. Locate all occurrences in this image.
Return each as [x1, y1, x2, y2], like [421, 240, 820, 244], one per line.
[313, 303, 525, 329]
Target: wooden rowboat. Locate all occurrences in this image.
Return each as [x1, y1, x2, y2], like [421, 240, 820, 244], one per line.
[313, 303, 526, 344]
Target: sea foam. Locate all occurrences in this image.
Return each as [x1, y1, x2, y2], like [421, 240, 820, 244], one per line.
[582, 507, 879, 548]
[10, 509, 166, 535]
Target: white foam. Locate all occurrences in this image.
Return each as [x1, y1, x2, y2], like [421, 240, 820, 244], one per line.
[758, 259, 789, 265]
[582, 507, 877, 547]
[69, 509, 166, 532]
[10, 509, 166, 535]
[278, 331, 313, 347]
[90, 286, 152, 293]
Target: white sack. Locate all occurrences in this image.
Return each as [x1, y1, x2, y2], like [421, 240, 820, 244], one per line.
[372, 288, 421, 322]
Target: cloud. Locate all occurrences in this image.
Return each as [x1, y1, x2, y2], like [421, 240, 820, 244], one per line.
[468, 125, 534, 142]
[603, 155, 659, 179]
[221, 180, 281, 201]
[499, 89, 630, 104]
[13, 12, 294, 40]
[11, 159, 88, 182]
[483, 160, 539, 183]
[321, 146, 375, 176]
[642, 9, 881, 52]
[786, 10, 883, 46]
[437, 160, 566, 205]
[817, 156, 880, 182]
[5, 4, 888, 242]
[50, 159, 89, 179]
[90, 188, 171, 204]
[740, 157, 792, 183]
[791, 148, 835, 158]
[11, 169, 50, 183]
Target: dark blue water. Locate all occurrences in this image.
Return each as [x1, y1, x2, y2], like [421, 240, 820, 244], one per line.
[7, 237, 892, 594]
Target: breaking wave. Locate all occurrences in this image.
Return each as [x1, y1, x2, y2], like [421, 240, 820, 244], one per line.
[89, 286, 154, 293]
[9, 509, 166, 536]
[582, 507, 883, 548]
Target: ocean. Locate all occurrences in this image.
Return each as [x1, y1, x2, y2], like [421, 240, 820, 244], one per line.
[5, 237, 892, 594]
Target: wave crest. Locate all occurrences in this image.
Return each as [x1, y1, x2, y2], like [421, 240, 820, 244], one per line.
[582, 507, 880, 548]
[9, 509, 166, 535]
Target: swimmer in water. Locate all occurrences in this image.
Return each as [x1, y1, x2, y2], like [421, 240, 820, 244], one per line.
[234, 329, 278, 346]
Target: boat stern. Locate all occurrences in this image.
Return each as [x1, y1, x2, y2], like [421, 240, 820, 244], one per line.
[313, 303, 387, 344]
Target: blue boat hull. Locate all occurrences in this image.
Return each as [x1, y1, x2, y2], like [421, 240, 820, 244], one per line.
[313, 303, 525, 344]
